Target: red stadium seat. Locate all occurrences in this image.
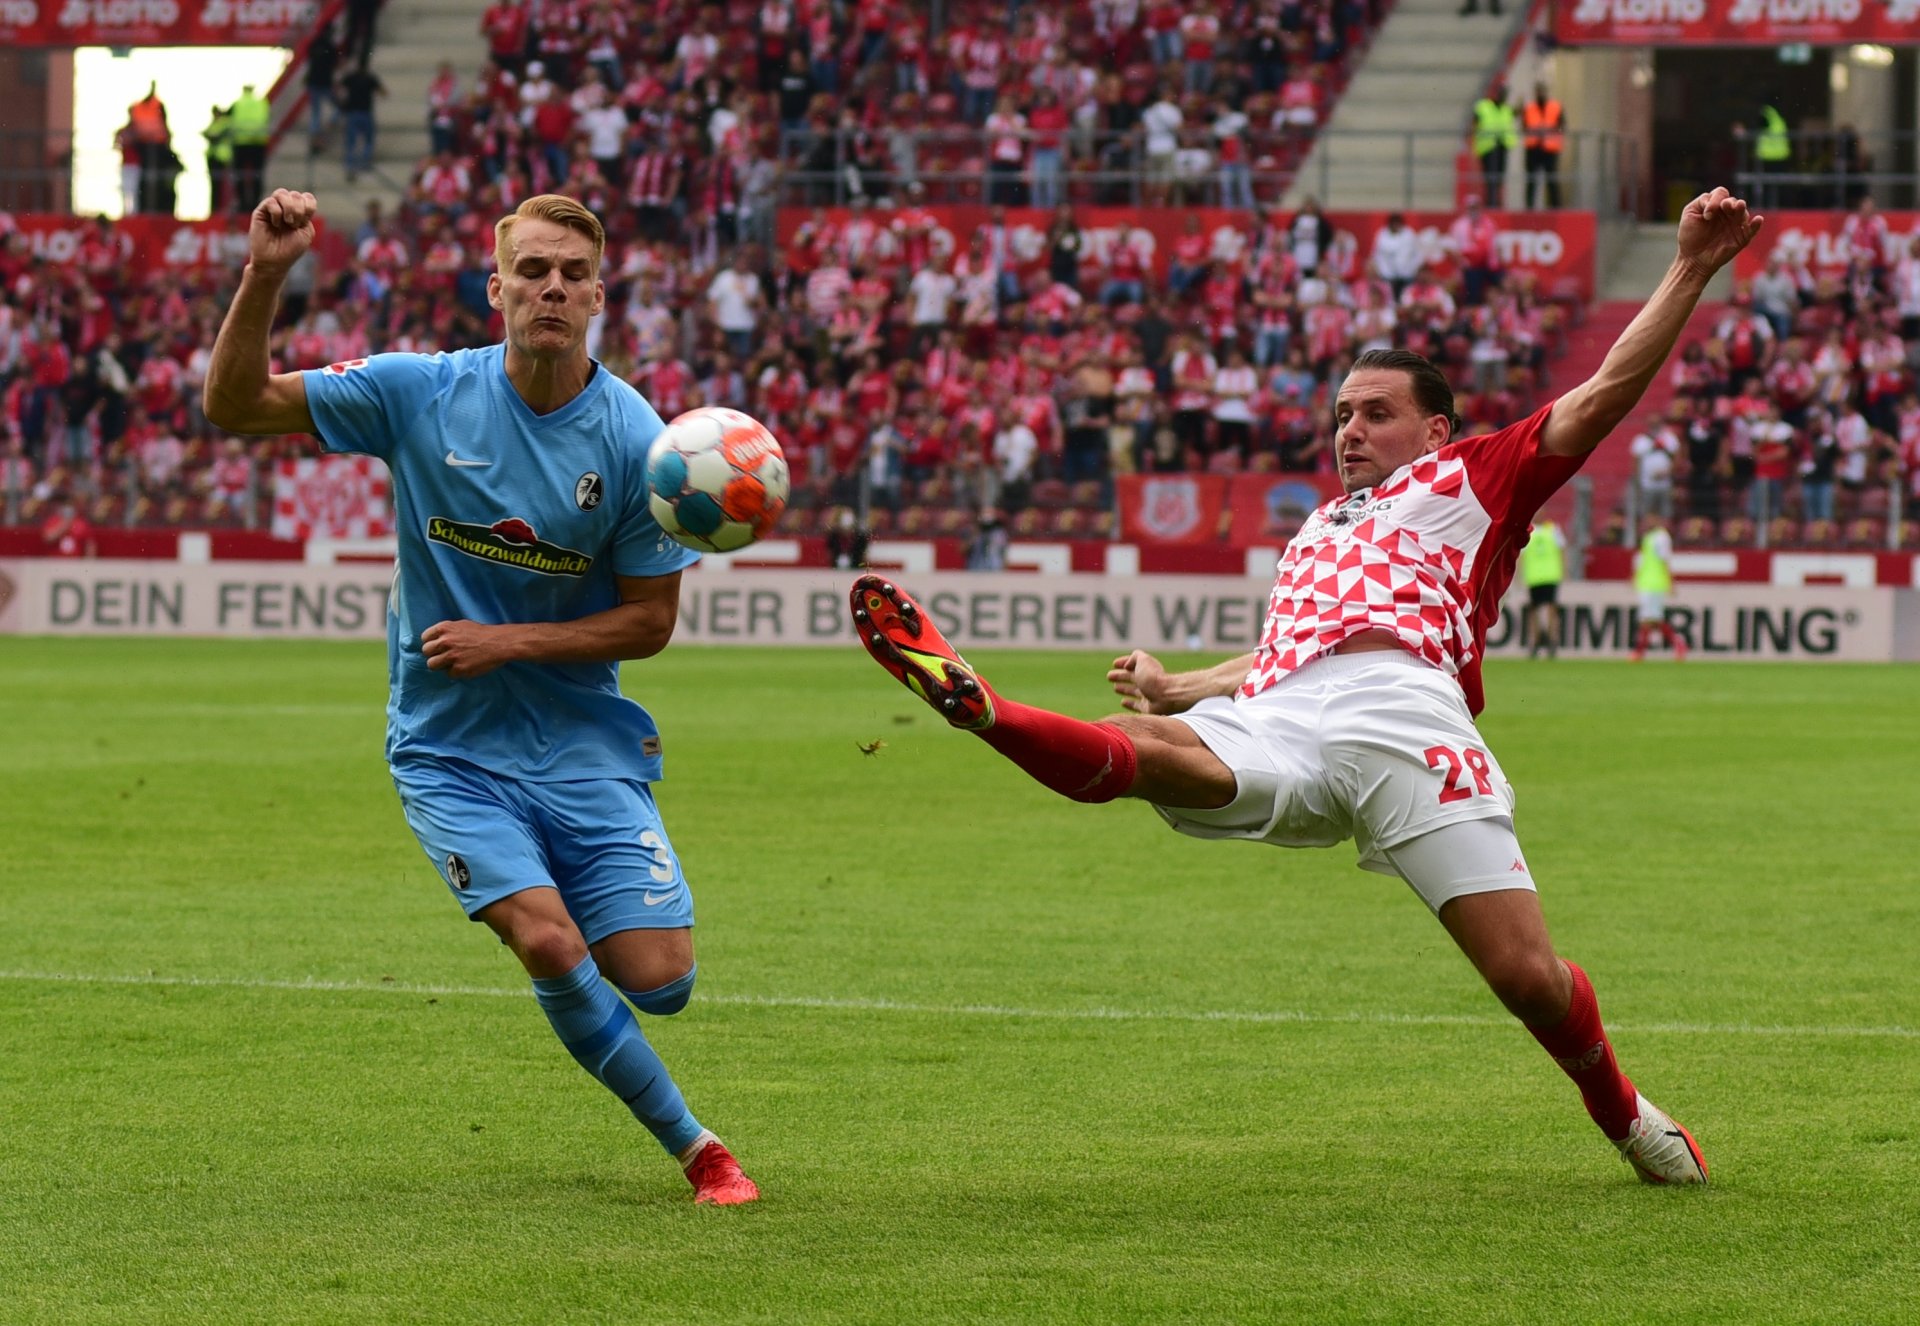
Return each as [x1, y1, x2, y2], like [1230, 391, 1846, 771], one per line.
[1841, 518, 1884, 548]
[1029, 479, 1071, 509]
[932, 507, 973, 538]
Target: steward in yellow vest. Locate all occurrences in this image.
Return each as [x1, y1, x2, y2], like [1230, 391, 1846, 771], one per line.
[1472, 82, 1516, 207]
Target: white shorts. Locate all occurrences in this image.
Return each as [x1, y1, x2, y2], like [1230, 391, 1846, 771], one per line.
[1156, 651, 1525, 908]
[1639, 592, 1667, 619]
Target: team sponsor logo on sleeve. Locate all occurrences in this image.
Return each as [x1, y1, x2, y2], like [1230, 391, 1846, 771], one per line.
[322, 358, 369, 375]
[426, 515, 595, 576]
[575, 471, 604, 511]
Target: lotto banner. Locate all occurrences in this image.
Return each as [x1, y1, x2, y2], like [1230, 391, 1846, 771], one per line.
[6, 214, 334, 274]
[1732, 210, 1920, 282]
[0, 0, 315, 46]
[1553, 0, 1920, 45]
[775, 207, 1597, 301]
[271, 456, 392, 541]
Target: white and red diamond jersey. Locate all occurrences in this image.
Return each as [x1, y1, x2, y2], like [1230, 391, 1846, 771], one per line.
[1241, 401, 1583, 715]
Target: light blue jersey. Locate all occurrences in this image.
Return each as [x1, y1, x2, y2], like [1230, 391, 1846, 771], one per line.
[303, 345, 699, 784]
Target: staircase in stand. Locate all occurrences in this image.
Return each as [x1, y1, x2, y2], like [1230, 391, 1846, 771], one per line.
[269, 0, 484, 225]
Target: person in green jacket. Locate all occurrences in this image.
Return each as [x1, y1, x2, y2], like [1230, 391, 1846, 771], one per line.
[203, 105, 234, 216]
[230, 83, 272, 213]
[1630, 514, 1687, 661]
[1472, 81, 1517, 207]
[1737, 97, 1792, 209]
[1520, 516, 1566, 659]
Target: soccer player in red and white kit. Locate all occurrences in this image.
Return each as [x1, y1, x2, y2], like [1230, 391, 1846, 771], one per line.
[850, 188, 1764, 1185]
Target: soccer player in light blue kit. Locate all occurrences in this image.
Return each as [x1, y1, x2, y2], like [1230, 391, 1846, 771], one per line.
[204, 190, 759, 1205]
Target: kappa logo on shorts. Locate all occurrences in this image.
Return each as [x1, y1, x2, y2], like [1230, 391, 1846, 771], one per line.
[445, 854, 472, 890]
[575, 471, 604, 511]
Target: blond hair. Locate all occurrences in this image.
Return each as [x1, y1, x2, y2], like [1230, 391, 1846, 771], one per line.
[493, 194, 607, 273]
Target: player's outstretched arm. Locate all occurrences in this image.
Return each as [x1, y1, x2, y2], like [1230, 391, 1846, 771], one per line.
[421, 571, 684, 679]
[1541, 187, 1763, 459]
[1108, 650, 1255, 716]
[203, 189, 320, 437]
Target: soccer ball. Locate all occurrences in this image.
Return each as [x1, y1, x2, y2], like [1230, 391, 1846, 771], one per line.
[645, 406, 790, 553]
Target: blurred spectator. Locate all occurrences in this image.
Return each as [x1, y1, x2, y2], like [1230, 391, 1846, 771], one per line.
[308, 23, 344, 148]
[339, 59, 388, 181]
[41, 493, 93, 556]
[126, 83, 172, 215]
[1630, 411, 1679, 520]
[706, 251, 764, 360]
[1449, 197, 1502, 306]
[230, 83, 272, 206]
[966, 506, 1009, 569]
[826, 507, 870, 567]
[1521, 82, 1564, 210]
[1470, 80, 1515, 208]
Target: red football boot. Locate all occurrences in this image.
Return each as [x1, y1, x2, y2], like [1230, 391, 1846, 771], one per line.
[683, 1136, 760, 1206]
[849, 573, 995, 730]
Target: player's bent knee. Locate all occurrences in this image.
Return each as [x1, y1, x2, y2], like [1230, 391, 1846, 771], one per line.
[510, 921, 591, 979]
[623, 962, 697, 1016]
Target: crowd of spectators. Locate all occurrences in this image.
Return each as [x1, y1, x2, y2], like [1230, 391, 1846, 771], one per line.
[438, 0, 1387, 247]
[0, 187, 1565, 543]
[18, 1, 1916, 555]
[1619, 197, 1920, 550]
[0, 0, 1436, 546]
[0, 216, 306, 533]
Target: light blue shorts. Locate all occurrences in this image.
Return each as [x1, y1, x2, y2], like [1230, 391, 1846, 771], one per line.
[391, 755, 694, 942]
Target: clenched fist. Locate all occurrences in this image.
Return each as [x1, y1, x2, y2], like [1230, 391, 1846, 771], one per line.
[248, 189, 318, 278]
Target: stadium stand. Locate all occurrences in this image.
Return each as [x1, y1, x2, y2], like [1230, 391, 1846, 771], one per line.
[4, 0, 1909, 555]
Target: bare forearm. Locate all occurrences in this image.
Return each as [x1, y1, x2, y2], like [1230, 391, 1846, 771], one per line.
[1168, 652, 1256, 706]
[204, 266, 286, 429]
[1550, 257, 1713, 454]
[498, 602, 678, 664]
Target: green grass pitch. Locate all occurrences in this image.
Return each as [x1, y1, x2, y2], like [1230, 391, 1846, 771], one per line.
[2, 638, 1917, 1324]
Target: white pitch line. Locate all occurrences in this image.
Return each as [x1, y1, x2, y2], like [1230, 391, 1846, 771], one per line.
[0, 968, 1913, 1041]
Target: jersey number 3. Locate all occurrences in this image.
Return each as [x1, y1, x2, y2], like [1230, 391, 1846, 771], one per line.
[1424, 744, 1495, 804]
[638, 829, 675, 883]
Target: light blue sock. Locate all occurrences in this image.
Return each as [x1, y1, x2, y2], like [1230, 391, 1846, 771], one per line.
[531, 954, 705, 1156]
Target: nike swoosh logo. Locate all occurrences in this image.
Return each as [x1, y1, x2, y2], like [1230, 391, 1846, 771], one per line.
[642, 890, 675, 907]
[445, 451, 492, 468]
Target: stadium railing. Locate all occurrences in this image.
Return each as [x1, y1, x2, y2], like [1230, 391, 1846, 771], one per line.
[1733, 130, 1920, 212]
[0, 129, 77, 213]
[775, 125, 1644, 217]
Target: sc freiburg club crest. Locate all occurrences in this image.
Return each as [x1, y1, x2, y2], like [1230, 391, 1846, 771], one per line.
[575, 471, 603, 510]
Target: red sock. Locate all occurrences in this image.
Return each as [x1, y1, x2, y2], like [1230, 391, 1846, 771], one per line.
[1526, 960, 1640, 1141]
[977, 697, 1137, 803]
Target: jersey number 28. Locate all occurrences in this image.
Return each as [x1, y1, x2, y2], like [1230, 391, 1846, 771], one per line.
[1424, 744, 1496, 804]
